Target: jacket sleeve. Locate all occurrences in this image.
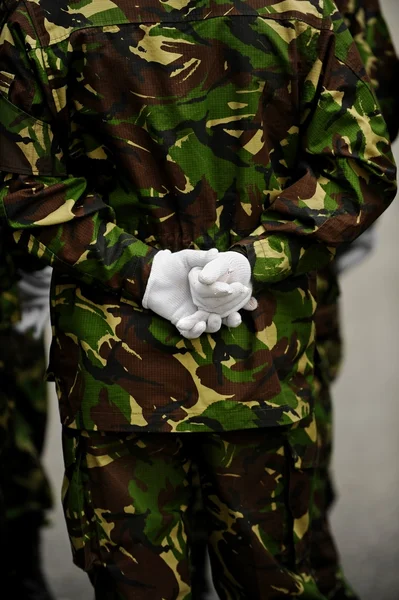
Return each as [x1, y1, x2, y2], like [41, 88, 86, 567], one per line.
[231, 25, 397, 286]
[344, 0, 399, 142]
[0, 16, 157, 304]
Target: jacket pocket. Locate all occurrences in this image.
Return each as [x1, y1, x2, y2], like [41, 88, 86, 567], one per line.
[0, 93, 66, 176]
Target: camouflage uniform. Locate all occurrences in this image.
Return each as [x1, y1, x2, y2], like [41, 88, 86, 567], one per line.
[310, 2, 399, 598]
[0, 244, 54, 597]
[0, 251, 51, 508]
[0, 324, 54, 597]
[63, 414, 321, 600]
[189, 2, 399, 596]
[0, 0, 396, 597]
[0, 329, 52, 523]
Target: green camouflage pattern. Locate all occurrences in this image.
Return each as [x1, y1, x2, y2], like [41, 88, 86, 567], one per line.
[313, 0, 399, 460]
[336, 0, 399, 142]
[0, 330, 53, 522]
[314, 0, 399, 390]
[186, 2, 399, 596]
[314, 266, 342, 392]
[310, 365, 357, 600]
[0, 0, 396, 433]
[309, 2, 399, 598]
[62, 415, 325, 599]
[0, 231, 52, 520]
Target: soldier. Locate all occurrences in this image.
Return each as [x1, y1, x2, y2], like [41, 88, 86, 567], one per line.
[0, 1, 396, 599]
[0, 251, 54, 599]
[192, 2, 399, 597]
[310, 1, 399, 598]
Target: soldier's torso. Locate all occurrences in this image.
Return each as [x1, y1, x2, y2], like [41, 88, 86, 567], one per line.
[8, 0, 339, 432]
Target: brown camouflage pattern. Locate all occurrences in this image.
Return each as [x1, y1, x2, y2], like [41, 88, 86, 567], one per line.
[62, 415, 324, 599]
[310, 2, 399, 598]
[0, 0, 396, 434]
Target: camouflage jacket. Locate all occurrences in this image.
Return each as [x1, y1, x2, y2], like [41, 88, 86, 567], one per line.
[315, 0, 399, 383]
[0, 0, 396, 433]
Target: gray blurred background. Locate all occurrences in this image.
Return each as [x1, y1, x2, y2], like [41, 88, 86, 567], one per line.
[40, 1, 399, 597]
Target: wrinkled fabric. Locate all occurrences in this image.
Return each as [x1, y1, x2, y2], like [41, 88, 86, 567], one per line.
[0, 0, 396, 433]
[310, 3, 399, 599]
[62, 416, 323, 600]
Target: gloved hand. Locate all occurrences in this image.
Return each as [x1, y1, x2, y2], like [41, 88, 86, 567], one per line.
[13, 267, 52, 339]
[142, 248, 248, 339]
[176, 309, 226, 338]
[176, 252, 258, 333]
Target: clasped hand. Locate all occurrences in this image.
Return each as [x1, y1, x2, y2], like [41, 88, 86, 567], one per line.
[143, 249, 257, 339]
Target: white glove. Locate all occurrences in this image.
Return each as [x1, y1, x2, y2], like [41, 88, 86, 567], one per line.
[176, 252, 258, 333]
[176, 309, 224, 338]
[14, 305, 50, 340]
[190, 251, 257, 318]
[13, 267, 52, 339]
[142, 248, 246, 339]
[188, 266, 254, 317]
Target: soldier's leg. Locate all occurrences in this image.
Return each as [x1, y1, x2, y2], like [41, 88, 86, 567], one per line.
[62, 428, 195, 600]
[310, 364, 358, 600]
[0, 331, 54, 599]
[199, 417, 327, 599]
[2, 332, 52, 521]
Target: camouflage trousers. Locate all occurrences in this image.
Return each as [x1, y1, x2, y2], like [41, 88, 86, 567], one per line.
[0, 330, 53, 525]
[300, 272, 358, 600]
[311, 358, 357, 600]
[187, 364, 359, 600]
[62, 417, 327, 600]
